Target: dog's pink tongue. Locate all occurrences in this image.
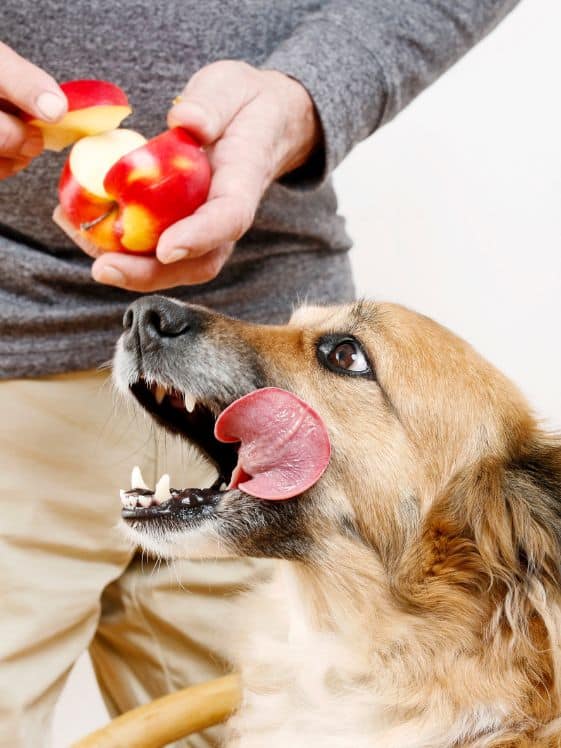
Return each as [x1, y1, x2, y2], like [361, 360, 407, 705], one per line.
[214, 387, 331, 501]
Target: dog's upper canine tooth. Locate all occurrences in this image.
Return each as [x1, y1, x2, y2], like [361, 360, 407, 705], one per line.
[131, 465, 150, 491]
[154, 384, 167, 405]
[154, 473, 171, 504]
[184, 392, 196, 413]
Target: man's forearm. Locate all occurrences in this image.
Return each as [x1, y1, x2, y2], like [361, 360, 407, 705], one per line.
[264, 0, 520, 182]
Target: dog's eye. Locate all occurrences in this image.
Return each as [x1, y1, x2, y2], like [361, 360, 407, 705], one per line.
[329, 342, 368, 372]
[317, 336, 374, 378]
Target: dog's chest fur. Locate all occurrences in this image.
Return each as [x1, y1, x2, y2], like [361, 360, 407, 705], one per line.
[223, 562, 507, 748]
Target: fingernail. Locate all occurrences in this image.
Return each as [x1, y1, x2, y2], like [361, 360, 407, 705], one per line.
[20, 135, 43, 158]
[35, 91, 67, 121]
[161, 248, 189, 264]
[92, 265, 126, 286]
[169, 102, 206, 129]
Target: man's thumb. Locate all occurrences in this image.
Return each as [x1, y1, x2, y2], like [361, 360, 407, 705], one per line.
[0, 42, 67, 121]
[167, 60, 258, 145]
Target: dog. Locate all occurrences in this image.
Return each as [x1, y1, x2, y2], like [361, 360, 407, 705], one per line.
[114, 295, 561, 747]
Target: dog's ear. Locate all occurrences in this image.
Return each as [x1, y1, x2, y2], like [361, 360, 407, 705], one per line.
[503, 436, 561, 581]
[395, 434, 561, 648]
[451, 435, 561, 593]
[403, 436, 561, 631]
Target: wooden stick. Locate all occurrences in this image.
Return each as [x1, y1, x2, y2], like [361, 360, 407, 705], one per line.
[72, 673, 242, 748]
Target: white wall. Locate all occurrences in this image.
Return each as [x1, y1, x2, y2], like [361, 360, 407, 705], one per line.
[334, 0, 561, 424]
[52, 0, 560, 743]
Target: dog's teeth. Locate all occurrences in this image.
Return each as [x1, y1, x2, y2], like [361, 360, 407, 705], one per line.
[220, 482, 227, 491]
[138, 494, 153, 508]
[131, 465, 150, 490]
[123, 493, 137, 509]
[154, 474, 171, 504]
[154, 384, 167, 405]
[184, 392, 196, 413]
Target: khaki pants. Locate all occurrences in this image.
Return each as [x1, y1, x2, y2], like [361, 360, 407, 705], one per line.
[0, 371, 270, 748]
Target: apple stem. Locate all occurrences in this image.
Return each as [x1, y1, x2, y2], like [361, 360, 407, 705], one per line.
[80, 204, 118, 232]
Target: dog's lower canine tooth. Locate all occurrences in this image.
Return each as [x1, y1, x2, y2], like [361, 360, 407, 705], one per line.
[131, 465, 150, 490]
[154, 474, 171, 504]
[184, 392, 196, 413]
[154, 384, 166, 405]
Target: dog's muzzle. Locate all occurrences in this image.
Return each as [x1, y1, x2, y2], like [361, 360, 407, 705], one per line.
[114, 296, 330, 529]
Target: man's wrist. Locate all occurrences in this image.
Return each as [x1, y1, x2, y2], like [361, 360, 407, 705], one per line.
[260, 70, 321, 180]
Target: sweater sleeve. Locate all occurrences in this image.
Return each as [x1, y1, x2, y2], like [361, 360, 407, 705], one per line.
[262, 0, 520, 186]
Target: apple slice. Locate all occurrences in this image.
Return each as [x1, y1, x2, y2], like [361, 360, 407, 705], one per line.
[26, 80, 131, 152]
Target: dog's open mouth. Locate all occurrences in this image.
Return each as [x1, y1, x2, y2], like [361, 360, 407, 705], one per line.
[121, 383, 332, 520]
[130, 377, 239, 486]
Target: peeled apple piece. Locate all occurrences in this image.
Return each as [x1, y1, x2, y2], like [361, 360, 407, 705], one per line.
[24, 80, 132, 152]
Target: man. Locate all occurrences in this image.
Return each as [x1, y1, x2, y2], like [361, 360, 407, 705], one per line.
[0, 2, 519, 745]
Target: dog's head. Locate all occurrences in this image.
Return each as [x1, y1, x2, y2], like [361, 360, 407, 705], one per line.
[114, 295, 561, 595]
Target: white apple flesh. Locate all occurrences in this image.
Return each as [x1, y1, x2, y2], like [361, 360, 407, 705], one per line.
[70, 129, 147, 198]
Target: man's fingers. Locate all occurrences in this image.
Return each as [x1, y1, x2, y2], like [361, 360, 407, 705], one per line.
[53, 205, 233, 290]
[0, 111, 43, 157]
[156, 195, 256, 263]
[168, 60, 258, 144]
[91, 244, 234, 292]
[0, 155, 29, 179]
[52, 206, 103, 259]
[156, 134, 267, 263]
[0, 42, 67, 121]
[0, 157, 13, 179]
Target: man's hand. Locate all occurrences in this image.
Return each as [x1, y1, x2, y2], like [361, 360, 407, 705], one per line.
[54, 61, 320, 292]
[0, 42, 67, 179]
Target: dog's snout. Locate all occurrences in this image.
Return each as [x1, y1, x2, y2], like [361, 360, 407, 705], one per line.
[123, 296, 199, 346]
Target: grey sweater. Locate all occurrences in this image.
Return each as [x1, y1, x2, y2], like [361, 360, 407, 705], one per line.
[0, 0, 518, 378]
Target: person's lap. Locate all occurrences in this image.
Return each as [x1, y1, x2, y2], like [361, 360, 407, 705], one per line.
[0, 370, 270, 748]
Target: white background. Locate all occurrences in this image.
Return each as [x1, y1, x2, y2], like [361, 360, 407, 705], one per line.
[52, 0, 561, 743]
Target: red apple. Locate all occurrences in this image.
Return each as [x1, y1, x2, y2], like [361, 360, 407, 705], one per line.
[25, 80, 132, 151]
[58, 127, 211, 254]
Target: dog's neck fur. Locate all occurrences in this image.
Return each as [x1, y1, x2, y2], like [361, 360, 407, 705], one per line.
[225, 545, 559, 748]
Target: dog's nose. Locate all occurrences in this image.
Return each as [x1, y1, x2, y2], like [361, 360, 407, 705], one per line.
[123, 296, 197, 345]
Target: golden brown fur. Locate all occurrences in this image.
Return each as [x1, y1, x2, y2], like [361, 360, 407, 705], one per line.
[118, 300, 561, 747]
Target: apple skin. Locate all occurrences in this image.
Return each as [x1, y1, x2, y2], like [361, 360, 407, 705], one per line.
[58, 159, 122, 251]
[24, 80, 131, 151]
[58, 128, 211, 254]
[57, 80, 129, 110]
